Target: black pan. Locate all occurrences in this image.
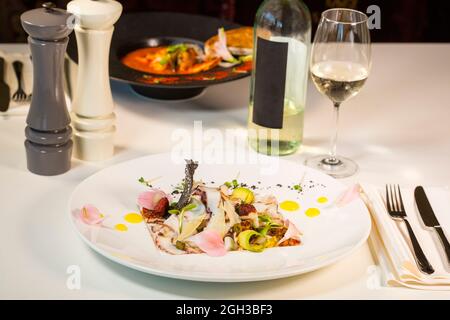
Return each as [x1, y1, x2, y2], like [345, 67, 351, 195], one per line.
[67, 12, 252, 100]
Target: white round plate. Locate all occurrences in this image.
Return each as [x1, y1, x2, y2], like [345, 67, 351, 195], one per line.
[69, 153, 371, 282]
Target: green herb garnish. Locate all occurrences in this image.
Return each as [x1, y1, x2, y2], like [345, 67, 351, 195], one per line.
[258, 215, 272, 223]
[178, 203, 197, 233]
[167, 202, 198, 233]
[258, 224, 272, 237]
[138, 177, 153, 188]
[224, 179, 244, 190]
[159, 56, 170, 65]
[240, 55, 252, 62]
[182, 203, 197, 212]
[173, 180, 186, 192]
[167, 44, 187, 53]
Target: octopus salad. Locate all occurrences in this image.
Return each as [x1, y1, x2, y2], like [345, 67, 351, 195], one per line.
[137, 160, 302, 257]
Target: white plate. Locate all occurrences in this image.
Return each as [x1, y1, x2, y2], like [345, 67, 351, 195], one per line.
[69, 153, 371, 282]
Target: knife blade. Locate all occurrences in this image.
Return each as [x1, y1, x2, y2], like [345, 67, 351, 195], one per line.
[0, 57, 11, 112]
[415, 186, 450, 266]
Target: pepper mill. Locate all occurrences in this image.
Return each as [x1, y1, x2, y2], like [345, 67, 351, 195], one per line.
[67, 0, 122, 161]
[21, 3, 74, 176]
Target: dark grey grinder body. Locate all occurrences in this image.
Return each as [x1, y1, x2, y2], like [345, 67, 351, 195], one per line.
[21, 5, 74, 176]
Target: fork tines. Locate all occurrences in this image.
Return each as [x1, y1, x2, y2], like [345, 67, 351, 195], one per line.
[385, 184, 406, 215]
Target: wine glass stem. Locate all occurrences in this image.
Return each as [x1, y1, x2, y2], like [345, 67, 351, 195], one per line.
[325, 102, 341, 165]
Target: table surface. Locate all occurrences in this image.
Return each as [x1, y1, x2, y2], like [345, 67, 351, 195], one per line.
[1, 43, 450, 299]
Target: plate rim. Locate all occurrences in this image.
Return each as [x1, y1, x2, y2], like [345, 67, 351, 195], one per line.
[68, 153, 372, 282]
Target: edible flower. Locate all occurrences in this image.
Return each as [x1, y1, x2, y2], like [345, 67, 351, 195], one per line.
[138, 189, 171, 210]
[189, 230, 227, 257]
[335, 184, 361, 207]
[80, 204, 104, 225]
[277, 219, 301, 245]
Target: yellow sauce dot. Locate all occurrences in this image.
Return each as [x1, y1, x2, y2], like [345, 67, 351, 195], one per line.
[317, 196, 328, 204]
[114, 224, 128, 232]
[280, 200, 300, 212]
[305, 208, 321, 218]
[124, 213, 143, 224]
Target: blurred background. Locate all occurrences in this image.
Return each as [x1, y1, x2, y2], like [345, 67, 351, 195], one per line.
[1, 0, 449, 43]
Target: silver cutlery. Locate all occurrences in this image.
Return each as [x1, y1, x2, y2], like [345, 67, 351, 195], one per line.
[385, 184, 435, 274]
[12, 61, 31, 102]
[0, 57, 10, 112]
[415, 186, 450, 267]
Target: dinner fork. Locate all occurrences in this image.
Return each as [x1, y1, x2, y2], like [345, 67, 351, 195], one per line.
[385, 184, 435, 274]
[12, 61, 30, 102]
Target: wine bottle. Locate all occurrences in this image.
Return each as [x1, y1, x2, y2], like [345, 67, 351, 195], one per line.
[248, 0, 311, 156]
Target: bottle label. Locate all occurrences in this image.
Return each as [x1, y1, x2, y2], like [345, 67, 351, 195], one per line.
[252, 37, 288, 129]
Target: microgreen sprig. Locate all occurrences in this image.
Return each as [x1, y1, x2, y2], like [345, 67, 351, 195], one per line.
[138, 177, 153, 188]
[168, 202, 197, 233]
[167, 44, 187, 53]
[224, 179, 239, 189]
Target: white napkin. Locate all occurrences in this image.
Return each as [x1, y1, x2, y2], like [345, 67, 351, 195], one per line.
[360, 184, 450, 290]
[0, 49, 33, 117]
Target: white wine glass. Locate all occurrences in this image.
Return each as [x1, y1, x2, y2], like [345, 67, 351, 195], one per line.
[306, 8, 371, 178]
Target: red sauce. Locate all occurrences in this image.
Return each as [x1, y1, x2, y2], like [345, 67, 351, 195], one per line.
[122, 47, 220, 75]
[141, 75, 180, 84]
[233, 60, 253, 73]
[213, 71, 230, 80]
[122, 47, 165, 74]
[125, 47, 253, 85]
[186, 70, 230, 82]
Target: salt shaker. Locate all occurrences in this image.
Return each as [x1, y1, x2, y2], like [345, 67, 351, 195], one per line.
[21, 2, 74, 176]
[67, 0, 122, 161]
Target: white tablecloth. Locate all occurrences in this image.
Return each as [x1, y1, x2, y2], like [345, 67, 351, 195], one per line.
[1, 43, 450, 299]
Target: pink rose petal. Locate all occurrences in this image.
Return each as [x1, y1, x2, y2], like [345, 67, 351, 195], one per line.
[80, 204, 104, 225]
[277, 219, 302, 245]
[138, 189, 170, 210]
[190, 230, 227, 257]
[335, 184, 361, 207]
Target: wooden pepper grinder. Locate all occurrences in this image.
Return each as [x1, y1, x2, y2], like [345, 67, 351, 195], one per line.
[67, 0, 122, 161]
[21, 2, 74, 176]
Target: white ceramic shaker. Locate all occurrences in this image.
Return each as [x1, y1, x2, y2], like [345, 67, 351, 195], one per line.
[67, 0, 122, 161]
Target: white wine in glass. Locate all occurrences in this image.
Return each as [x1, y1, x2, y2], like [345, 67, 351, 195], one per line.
[306, 9, 371, 178]
[311, 61, 368, 103]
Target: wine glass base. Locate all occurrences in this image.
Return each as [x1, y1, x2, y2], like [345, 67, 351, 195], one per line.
[305, 155, 358, 179]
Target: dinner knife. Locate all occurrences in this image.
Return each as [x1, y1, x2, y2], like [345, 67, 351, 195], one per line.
[415, 186, 450, 266]
[0, 57, 11, 112]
